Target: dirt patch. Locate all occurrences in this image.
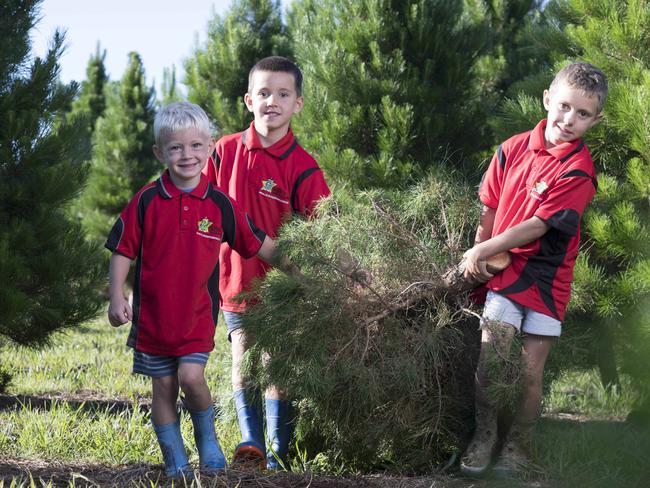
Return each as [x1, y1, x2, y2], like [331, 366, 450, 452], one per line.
[0, 457, 491, 488]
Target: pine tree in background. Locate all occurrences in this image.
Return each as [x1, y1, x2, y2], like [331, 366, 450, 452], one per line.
[496, 0, 650, 415]
[0, 0, 104, 384]
[184, 0, 290, 135]
[161, 65, 182, 105]
[68, 44, 108, 139]
[77, 52, 157, 247]
[289, 0, 541, 188]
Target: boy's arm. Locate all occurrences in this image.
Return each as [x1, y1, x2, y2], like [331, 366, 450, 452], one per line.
[463, 215, 550, 281]
[256, 236, 302, 278]
[108, 253, 133, 327]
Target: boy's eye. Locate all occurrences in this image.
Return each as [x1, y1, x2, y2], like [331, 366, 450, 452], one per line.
[169, 145, 181, 152]
[192, 142, 203, 149]
[259, 90, 269, 97]
[559, 103, 569, 110]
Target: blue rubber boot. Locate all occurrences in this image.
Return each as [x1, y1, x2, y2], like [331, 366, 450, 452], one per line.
[152, 421, 194, 479]
[233, 388, 266, 468]
[265, 398, 291, 470]
[189, 406, 226, 474]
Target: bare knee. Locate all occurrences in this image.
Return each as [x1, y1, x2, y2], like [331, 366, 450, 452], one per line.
[178, 365, 207, 397]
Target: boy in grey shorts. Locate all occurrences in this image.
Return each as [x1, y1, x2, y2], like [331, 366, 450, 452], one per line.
[460, 62, 608, 476]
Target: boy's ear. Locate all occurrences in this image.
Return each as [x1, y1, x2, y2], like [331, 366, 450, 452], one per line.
[293, 95, 304, 114]
[152, 145, 165, 163]
[244, 93, 254, 112]
[590, 111, 604, 127]
[542, 89, 551, 110]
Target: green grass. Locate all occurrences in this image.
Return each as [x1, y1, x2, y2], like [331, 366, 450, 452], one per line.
[544, 369, 640, 420]
[1, 317, 649, 486]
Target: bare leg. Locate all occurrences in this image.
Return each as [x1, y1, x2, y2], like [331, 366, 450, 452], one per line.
[494, 333, 554, 475]
[461, 321, 516, 475]
[151, 375, 179, 425]
[178, 362, 212, 411]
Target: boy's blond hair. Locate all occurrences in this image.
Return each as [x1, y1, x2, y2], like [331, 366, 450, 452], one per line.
[154, 102, 211, 145]
[550, 62, 608, 112]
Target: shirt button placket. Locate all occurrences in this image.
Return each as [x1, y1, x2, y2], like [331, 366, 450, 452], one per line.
[181, 196, 190, 231]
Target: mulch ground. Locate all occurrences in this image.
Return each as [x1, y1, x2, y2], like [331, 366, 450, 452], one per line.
[0, 457, 500, 488]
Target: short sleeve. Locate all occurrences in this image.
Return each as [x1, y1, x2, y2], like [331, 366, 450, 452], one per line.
[104, 192, 147, 259]
[216, 190, 266, 258]
[291, 168, 331, 216]
[478, 144, 506, 209]
[535, 171, 597, 236]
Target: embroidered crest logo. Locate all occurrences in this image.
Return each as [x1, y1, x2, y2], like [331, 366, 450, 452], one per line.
[261, 178, 277, 192]
[197, 218, 213, 233]
[531, 180, 548, 200]
[534, 181, 548, 194]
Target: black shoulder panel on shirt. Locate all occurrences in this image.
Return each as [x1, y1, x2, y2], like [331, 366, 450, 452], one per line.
[545, 208, 580, 237]
[209, 189, 236, 247]
[246, 215, 266, 243]
[291, 167, 320, 213]
[497, 144, 506, 170]
[105, 217, 124, 252]
[560, 142, 585, 163]
[137, 186, 159, 228]
[279, 140, 299, 160]
[211, 148, 221, 173]
[559, 169, 598, 190]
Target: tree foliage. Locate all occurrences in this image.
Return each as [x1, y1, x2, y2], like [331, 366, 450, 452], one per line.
[241, 174, 487, 469]
[289, 0, 541, 188]
[0, 0, 104, 356]
[184, 0, 291, 135]
[77, 52, 157, 246]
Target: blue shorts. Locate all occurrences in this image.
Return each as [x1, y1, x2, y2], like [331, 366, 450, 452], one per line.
[223, 310, 244, 341]
[482, 290, 562, 337]
[133, 350, 210, 377]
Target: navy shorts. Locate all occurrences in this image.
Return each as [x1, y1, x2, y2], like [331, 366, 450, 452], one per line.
[133, 350, 210, 377]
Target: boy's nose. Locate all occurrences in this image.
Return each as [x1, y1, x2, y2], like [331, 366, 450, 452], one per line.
[564, 111, 575, 126]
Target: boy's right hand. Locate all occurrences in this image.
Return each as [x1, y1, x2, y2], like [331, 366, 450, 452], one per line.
[108, 296, 132, 327]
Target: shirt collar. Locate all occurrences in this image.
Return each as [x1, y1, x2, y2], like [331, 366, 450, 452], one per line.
[242, 121, 298, 160]
[529, 119, 584, 161]
[156, 170, 211, 200]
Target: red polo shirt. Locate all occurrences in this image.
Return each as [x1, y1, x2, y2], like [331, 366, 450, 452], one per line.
[479, 119, 597, 320]
[204, 121, 330, 312]
[105, 170, 266, 355]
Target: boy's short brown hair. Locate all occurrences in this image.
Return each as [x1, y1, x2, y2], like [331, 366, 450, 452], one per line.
[550, 62, 608, 112]
[247, 56, 303, 96]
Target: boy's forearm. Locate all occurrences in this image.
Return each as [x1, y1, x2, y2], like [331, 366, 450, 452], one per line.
[108, 253, 132, 299]
[474, 216, 550, 258]
[257, 236, 301, 276]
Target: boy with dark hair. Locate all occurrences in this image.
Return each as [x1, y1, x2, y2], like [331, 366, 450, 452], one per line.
[106, 101, 285, 478]
[203, 56, 330, 470]
[460, 62, 608, 476]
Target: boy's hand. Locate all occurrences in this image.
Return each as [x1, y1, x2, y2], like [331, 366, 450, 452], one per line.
[108, 296, 132, 327]
[462, 245, 494, 283]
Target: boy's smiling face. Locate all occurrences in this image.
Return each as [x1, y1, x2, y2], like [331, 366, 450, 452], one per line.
[153, 127, 213, 189]
[244, 70, 303, 144]
[543, 81, 602, 148]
